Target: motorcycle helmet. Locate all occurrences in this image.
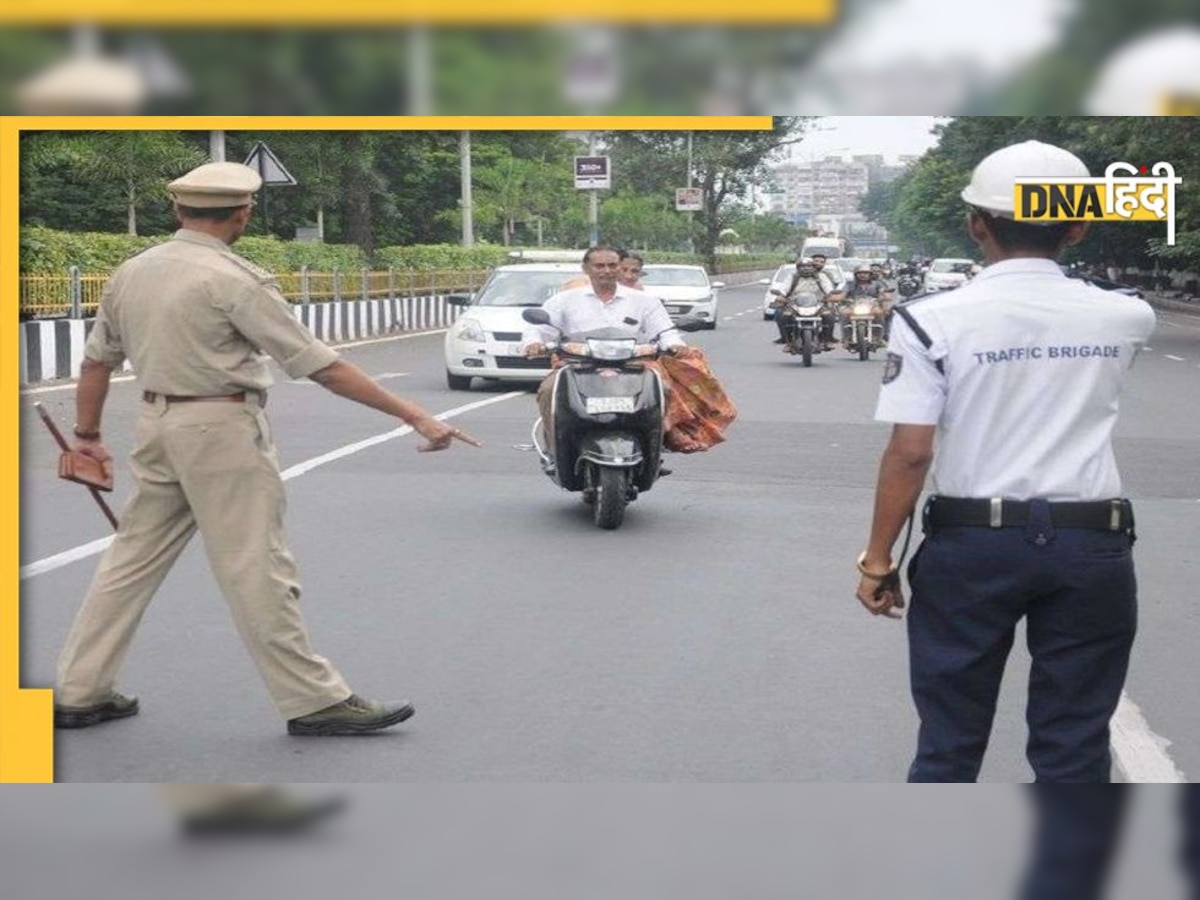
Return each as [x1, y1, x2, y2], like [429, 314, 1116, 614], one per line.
[796, 256, 816, 275]
[961, 140, 1090, 219]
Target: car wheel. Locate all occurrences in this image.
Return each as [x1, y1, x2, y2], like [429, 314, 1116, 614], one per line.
[446, 371, 473, 391]
[705, 320, 717, 330]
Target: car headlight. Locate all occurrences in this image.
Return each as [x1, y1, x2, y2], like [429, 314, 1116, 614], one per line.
[454, 318, 485, 342]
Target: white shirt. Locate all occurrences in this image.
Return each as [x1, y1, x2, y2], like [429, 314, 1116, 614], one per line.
[521, 284, 685, 351]
[876, 258, 1156, 501]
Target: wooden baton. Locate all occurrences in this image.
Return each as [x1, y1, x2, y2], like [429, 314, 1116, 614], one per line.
[34, 402, 120, 530]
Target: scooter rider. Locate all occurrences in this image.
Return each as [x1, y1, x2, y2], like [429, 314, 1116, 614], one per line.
[772, 256, 838, 349]
[522, 245, 700, 458]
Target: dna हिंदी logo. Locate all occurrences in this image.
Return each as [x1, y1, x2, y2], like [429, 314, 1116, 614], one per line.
[1013, 161, 1182, 245]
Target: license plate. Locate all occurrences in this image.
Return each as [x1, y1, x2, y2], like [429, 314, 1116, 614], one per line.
[666, 306, 684, 314]
[586, 396, 636, 414]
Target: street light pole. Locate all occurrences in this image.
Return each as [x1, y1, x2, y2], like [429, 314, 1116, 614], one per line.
[588, 131, 599, 246]
[686, 131, 694, 254]
[460, 130, 474, 246]
[209, 130, 225, 163]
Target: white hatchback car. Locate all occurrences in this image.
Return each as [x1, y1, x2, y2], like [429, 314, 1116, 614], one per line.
[639, 264, 723, 330]
[443, 261, 584, 390]
[923, 258, 977, 292]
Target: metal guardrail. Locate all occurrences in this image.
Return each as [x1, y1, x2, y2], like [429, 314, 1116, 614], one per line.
[19, 267, 491, 319]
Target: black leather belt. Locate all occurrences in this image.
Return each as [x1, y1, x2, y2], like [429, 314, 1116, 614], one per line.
[925, 496, 1134, 532]
[143, 391, 250, 404]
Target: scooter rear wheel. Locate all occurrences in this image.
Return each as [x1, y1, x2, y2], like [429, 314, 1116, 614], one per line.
[594, 466, 628, 530]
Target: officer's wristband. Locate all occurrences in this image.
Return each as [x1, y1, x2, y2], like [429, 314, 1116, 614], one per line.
[73, 426, 101, 441]
[856, 552, 896, 580]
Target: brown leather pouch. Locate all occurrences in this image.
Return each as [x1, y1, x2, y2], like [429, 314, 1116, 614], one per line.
[58, 451, 114, 492]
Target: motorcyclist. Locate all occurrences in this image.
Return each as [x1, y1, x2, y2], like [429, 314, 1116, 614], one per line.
[839, 264, 888, 347]
[868, 262, 897, 340]
[772, 256, 839, 350]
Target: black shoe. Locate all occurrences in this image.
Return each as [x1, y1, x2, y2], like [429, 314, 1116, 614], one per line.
[287, 694, 414, 736]
[182, 788, 346, 838]
[54, 691, 139, 729]
[772, 337, 786, 344]
[658, 466, 673, 477]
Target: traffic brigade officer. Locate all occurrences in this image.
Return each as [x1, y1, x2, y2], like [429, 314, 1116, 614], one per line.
[853, 140, 1156, 782]
[53, 161, 479, 737]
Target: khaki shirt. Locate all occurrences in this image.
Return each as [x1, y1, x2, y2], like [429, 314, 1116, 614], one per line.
[85, 229, 338, 395]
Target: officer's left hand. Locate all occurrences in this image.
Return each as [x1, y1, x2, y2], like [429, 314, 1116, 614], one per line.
[412, 416, 483, 452]
[856, 573, 905, 620]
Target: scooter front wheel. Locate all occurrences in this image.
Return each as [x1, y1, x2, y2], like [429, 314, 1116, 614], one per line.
[593, 466, 629, 530]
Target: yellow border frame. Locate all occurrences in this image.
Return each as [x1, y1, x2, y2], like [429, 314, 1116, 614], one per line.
[0, 114, 772, 783]
[3, 2, 837, 24]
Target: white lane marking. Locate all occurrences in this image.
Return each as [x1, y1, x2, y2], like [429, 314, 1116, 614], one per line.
[1165, 355, 1186, 362]
[19, 536, 116, 581]
[1111, 692, 1187, 783]
[19, 330, 447, 396]
[279, 392, 520, 481]
[19, 391, 523, 581]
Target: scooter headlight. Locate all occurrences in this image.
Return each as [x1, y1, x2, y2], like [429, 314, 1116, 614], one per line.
[586, 338, 637, 360]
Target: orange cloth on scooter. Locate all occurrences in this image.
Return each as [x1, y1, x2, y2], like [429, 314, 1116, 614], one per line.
[650, 350, 737, 453]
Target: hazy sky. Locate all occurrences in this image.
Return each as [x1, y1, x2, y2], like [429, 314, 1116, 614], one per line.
[838, 0, 1065, 69]
[790, 116, 947, 163]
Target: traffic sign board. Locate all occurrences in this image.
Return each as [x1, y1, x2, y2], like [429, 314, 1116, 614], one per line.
[574, 155, 610, 190]
[244, 142, 297, 186]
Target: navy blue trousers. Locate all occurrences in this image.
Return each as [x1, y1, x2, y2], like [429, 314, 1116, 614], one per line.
[1021, 786, 1199, 900]
[905, 504, 1137, 783]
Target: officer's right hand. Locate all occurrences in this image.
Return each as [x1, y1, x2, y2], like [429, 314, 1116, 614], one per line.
[856, 571, 905, 620]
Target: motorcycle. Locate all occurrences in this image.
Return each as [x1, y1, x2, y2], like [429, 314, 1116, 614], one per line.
[897, 271, 922, 299]
[522, 308, 688, 530]
[841, 297, 887, 361]
[771, 289, 829, 368]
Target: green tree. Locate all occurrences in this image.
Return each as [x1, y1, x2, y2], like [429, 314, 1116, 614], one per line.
[603, 117, 811, 269]
[22, 131, 206, 235]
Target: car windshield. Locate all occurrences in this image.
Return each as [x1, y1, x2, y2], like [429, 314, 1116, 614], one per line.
[773, 265, 793, 284]
[931, 260, 972, 273]
[641, 268, 709, 287]
[472, 271, 580, 307]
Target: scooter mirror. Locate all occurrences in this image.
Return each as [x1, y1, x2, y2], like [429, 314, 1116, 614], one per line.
[522, 308, 551, 325]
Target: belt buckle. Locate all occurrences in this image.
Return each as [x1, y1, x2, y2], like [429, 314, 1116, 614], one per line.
[989, 497, 1003, 528]
[1109, 499, 1122, 531]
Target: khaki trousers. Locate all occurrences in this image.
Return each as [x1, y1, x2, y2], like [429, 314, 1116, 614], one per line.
[56, 394, 352, 720]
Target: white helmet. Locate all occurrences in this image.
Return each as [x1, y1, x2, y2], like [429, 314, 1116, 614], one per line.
[1084, 26, 1200, 114]
[960, 140, 1090, 218]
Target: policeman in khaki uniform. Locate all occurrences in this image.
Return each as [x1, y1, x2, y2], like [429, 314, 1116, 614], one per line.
[54, 161, 479, 736]
[853, 141, 1156, 785]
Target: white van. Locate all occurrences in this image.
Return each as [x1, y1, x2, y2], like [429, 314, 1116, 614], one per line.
[800, 237, 844, 260]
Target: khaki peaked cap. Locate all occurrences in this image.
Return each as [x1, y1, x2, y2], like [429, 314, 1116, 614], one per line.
[168, 162, 263, 208]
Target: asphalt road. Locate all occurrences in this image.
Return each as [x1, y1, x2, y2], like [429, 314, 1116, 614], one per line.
[17, 286, 1200, 785]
